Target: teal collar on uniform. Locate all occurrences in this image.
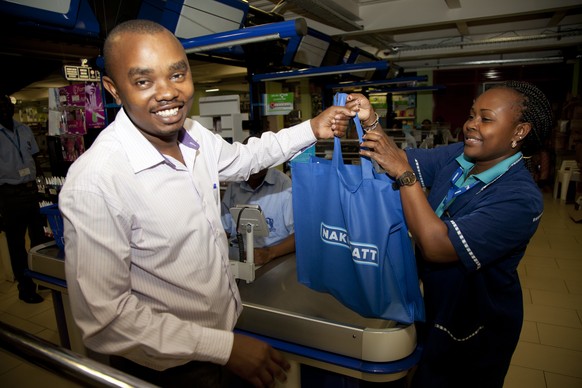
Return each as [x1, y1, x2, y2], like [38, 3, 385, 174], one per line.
[457, 151, 522, 184]
[435, 151, 523, 217]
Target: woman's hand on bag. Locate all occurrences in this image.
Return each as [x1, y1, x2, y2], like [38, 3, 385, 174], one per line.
[346, 93, 374, 124]
[344, 93, 411, 177]
[360, 129, 411, 178]
[310, 106, 354, 139]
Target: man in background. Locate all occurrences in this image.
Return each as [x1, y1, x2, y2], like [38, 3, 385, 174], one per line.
[221, 136, 295, 265]
[0, 95, 47, 303]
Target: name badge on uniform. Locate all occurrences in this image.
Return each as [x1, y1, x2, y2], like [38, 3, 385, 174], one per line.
[18, 167, 31, 177]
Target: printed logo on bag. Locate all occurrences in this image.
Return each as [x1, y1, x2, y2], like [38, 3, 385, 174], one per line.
[320, 223, 379, 266]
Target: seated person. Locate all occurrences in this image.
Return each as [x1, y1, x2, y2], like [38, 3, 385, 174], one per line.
[434, 125, 457, 146]
[221, 137, 295, 265]
[392, 120, 417, 149]
[402, 124, 417, 149]
[419, 118, 434, 135]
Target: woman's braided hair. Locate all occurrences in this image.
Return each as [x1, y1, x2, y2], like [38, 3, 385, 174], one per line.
[495, 81, 554, 156]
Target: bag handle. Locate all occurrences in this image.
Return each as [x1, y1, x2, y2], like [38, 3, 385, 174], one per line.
[332, 93, 374, 179]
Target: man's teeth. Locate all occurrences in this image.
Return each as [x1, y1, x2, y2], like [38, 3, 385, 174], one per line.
[156, 108, 179, 117]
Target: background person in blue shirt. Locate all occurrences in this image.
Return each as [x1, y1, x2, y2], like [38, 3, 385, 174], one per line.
[0, 94, 48, 304]
[345, 81, 553, 388]
[221, 135, 295, 266]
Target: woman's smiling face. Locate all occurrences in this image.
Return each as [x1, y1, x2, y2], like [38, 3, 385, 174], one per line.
[462, 87, 528, 170]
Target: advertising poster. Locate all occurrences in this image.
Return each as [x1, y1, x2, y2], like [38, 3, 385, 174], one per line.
[49, 82, 106, 135]
[58, 84, 86, 135]
[84, 82, 105, 129]
[61, 135, 85, 162]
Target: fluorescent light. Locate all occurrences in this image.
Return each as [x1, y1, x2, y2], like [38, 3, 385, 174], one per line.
[456, 57, 564, 66]
[326, 76, 428, 90]
[185, 34, 281, 54]
[205, 88, 220, 92]
[253, 61, 389, 82]
[181, 19, 308, 54]
[257, 68, 375, 82]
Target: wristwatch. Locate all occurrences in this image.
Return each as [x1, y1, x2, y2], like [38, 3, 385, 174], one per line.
[392, 171, 417, 190]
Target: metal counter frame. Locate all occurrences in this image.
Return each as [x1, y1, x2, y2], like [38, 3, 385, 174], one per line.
[28, 242, 419, 385]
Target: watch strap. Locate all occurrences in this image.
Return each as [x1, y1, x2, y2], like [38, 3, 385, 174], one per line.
[392, 171, 417, 190]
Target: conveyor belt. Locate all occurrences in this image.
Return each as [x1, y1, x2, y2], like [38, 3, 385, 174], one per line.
[236, 255, 416, 362]
[28, 242, 416, 363]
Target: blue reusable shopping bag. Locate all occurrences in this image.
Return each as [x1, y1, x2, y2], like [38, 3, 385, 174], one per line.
[291, 93, 424, 324]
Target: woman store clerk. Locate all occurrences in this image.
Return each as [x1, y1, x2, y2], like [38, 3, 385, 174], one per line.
[345, 81, 553, 388]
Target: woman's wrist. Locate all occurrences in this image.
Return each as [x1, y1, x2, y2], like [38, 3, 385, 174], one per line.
[362, 112, 379, 131]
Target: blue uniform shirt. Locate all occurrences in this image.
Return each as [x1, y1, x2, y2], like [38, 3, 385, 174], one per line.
[406, 142, 543, 385]
[434, 151, 523, 218]
[0, 120, 40, 185]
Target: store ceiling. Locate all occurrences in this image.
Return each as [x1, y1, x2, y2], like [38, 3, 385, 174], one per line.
[2, 0, 582, 102]
[249, 0, 582, 69]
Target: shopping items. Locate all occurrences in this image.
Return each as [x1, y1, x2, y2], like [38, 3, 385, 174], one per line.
[291, 93, 424, 324]
[40, 204, 64, 250]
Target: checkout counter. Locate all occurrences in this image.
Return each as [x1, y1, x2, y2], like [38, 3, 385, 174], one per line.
[28, 241, 420, 386]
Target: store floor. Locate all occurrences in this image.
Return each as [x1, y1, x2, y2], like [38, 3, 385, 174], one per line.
[0, 191, 581, 387]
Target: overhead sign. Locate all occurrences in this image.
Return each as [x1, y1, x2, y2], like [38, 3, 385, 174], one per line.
[264, 93, 294, 116]
[63, 59, 101, 81]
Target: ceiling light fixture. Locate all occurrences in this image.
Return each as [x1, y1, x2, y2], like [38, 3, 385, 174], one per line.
[185, 34, 281, 53]
[386, 30, 582, 54]
[182, 19, 307, 54]
[252, 61, 390, 82]
[403, 56, 564, 71]
[326, 76, 427, 90]
[484, 69, 500, 79]
[205, 88, 220, 93]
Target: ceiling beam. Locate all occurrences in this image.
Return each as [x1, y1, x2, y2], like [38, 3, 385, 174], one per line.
[456, 21, 469, 36]
[547, 11, 567, 28]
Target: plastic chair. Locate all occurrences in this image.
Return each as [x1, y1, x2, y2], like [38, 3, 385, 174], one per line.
[553, 160, 580, 201]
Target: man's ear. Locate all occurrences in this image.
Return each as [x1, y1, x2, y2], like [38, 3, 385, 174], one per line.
[102, 75, 121, 106]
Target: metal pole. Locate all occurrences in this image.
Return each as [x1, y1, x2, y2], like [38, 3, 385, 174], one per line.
[0, 321, 158, 388]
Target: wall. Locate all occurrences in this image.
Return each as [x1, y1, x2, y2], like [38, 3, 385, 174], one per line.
[416, 70, 434, 125]
[433, 63, 575, 134]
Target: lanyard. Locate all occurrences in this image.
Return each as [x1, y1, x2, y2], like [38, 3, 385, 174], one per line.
[1, 127, 24, 163]
[436, 166, 479, 217]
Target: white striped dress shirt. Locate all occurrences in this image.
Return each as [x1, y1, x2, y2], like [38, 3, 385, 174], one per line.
[59, 108, 315, 370]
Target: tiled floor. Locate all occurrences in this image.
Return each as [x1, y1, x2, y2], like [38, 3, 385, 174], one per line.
[0, 191, 581, 387]
[504, 190, 582, 388]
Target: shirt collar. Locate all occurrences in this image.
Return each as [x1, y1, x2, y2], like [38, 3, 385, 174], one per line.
[115, 108, 199, 174]
[455, 151, 523, 184]
[241, 168, 276, 191]
[178, 129, 200, 150]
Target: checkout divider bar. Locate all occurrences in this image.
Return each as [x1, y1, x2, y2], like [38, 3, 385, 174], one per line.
[0, 320, 158, 388]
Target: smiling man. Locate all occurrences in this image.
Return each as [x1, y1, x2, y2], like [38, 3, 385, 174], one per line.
[58, 19, 353, 388]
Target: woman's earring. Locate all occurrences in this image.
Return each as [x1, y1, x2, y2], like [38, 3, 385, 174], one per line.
[511, 140, 517, 149]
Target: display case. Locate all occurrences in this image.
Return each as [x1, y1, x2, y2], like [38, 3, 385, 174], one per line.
[192, 95, 249, 143]
[392, 94, 416, 121]
[315, 139, 360, 164]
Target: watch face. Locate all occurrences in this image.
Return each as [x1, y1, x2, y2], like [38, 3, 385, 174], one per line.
[399, 171, 417, 186]
[402, 176, 413, 185]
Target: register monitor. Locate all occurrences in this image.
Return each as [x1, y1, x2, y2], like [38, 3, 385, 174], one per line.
[228, 204, 268, 283]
